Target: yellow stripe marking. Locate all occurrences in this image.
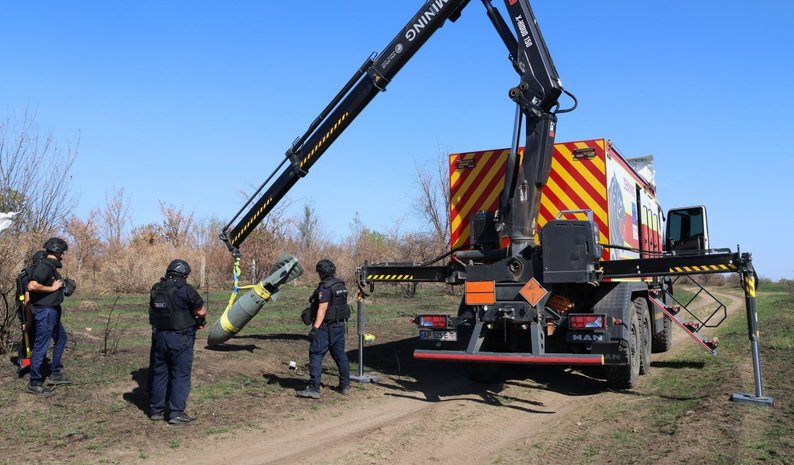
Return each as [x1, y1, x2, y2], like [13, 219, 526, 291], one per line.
[220, 311, 239, 335]
[252, 282, 272, 300]
[543, 170, 607, 229]
[450, 151, 503, 231]
[746, 276, 756, 297]
[233, 196, 274, 244]
[544, 169, 607, 227]
[669, 264, 737, 273]
[559, 142, 607, 191]
[235, 112, 350, 246]
[367, 274, 415, 281]
[301, 112, 349, 167]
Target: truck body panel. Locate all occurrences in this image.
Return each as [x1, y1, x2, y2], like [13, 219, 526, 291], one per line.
[450, 138, 663, 263]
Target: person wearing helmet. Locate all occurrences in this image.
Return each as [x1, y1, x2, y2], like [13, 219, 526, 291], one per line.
[16, 250, 48, 376]
[147, 259, 207, 424]
[297, 259, 351, 399]
[26, 237, 75, 395]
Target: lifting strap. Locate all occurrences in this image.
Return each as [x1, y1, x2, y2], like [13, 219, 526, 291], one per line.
[224, 256, 256, 314]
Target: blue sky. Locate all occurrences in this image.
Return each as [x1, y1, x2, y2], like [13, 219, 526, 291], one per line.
[2, 1, 792, 280]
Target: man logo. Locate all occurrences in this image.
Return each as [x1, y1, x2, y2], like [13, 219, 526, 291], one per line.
[570, 333, 604, 342]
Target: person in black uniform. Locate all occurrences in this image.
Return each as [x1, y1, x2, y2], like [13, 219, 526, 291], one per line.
[16, 250, 48, 377]
[297, 259, 351, 399]
[26, 238, 75, 395]
[147, 259, 206, 424]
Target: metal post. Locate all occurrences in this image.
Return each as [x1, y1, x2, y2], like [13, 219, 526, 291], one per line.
[730, 257, 773, 406]
[350, 292, 379, 383]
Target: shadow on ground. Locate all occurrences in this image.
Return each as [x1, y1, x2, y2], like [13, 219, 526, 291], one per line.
[122, 368, 150, 415]
[203, 333, 307, 352]
[345, 336, 614, 412]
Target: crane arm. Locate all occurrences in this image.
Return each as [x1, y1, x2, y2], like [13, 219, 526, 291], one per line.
[220, 0, 565, 257]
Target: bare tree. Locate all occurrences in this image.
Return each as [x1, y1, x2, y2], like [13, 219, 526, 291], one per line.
[159, 202, 195, 247]
[414, 151, 451, 253]
[100, 188, 131, 249]
[296, 203, 325, 254]
[63, 211, 102, 291]
[0, 108, 77, 353]
[130, 223, 166, 247]
[0, 108, 77, 233]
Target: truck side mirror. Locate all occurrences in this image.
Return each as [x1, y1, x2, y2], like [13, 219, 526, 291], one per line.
[665, 206, 709, 252]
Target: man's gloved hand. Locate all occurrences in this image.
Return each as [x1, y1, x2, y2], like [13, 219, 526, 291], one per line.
[308, 327, 318, 341]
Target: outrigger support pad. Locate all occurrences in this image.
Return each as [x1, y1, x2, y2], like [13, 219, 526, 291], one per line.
[349, 295, 379, 384]
[730, 339, 774, 406]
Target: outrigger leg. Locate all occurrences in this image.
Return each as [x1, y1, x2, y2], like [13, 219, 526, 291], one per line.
[730, 255, 774, 406]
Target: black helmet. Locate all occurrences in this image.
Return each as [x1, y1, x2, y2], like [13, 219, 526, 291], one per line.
[166, 259, 191, 277]
[43, 237, 68, 255]
[31, 250, 48, 265]
[315, 259, 336, 277]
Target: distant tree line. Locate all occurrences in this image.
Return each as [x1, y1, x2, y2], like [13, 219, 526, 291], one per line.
[0, 109, 451, 353]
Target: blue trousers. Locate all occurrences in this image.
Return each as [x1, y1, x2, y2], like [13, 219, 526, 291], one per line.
[148, 329, 195, 417]
[308, 322, 350, 390]
[30, 306, 67, 384]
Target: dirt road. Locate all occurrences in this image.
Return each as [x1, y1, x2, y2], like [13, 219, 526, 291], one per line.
[166, 291, 742, 465]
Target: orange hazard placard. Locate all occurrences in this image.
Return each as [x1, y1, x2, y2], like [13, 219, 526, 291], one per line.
[465, 280, 496, 305]
[520, 278, 548, 307]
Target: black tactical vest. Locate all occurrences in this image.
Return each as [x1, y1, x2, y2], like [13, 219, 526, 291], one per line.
[319, 277, 350, 322]
[149, 278, 196, 330]
[29, 259, 64, 308]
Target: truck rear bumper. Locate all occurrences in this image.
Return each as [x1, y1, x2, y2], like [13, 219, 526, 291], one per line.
[414, 350, 604, 365]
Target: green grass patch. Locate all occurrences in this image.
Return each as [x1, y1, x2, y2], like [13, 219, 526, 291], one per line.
[578, 285, 794, 464]
[206, 425, 231, 435]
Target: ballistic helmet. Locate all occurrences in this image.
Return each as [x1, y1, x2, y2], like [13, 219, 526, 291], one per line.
[315, 259, 336, 278]
[166, 259, 191, 277]
[43, 237, 68, 255]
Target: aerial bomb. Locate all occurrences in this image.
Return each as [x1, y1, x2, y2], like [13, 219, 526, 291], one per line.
[207, 253, 303, 346]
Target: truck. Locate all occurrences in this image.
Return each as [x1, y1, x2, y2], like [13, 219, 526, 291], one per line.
[363, 138, 713, 388]
[220, 0, 772, 404]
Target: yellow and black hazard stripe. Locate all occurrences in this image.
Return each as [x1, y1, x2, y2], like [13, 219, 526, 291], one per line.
[233, 196, 274, 245]
[301, 112, 350, 168]
[668, 264, 738, 273]
[367, 274, 415, 281]
[601, 251, 745, 280]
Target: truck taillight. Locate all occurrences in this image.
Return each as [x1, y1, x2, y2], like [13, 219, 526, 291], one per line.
[417, 315, 449, 328]
[568, 314, 607, 330]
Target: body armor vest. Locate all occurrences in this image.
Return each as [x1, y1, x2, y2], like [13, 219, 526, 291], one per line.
[149, 278, 196, 330]
[319, 277, 350, 322]
[30, 259, 64, 308]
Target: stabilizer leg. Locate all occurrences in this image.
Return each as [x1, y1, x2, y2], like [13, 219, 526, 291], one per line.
[730, 258, 773, 407]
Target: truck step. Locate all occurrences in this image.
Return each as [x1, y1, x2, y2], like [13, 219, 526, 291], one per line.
[683, 321, 700, 333]
[649, 296, 717, 357]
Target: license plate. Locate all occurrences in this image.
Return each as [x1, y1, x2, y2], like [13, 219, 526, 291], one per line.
[419, 329, 457, 342]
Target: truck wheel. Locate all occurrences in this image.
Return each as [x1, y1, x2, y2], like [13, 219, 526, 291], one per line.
[651, 314, 673, 353]
[637, 298, 652, 375]
[604, 306, 640, 389]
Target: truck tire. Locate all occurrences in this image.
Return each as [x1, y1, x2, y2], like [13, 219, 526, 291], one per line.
[604, 305, 640, 389]
[636, 298, 652, 375]
[651, 314, 673, 353]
